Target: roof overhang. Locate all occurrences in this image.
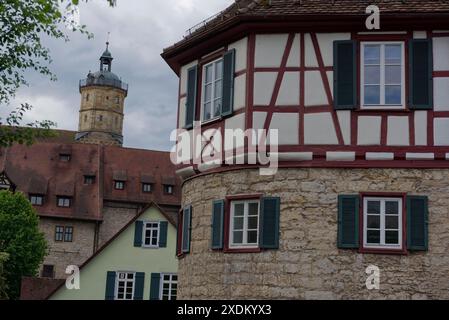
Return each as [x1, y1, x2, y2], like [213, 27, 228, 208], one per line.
[162, 12, 449, 75]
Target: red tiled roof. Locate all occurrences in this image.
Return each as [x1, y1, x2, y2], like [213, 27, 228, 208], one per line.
[0, 141, 181, 221]
[162, 0, 449, 63]
[20, 277, 64, 300]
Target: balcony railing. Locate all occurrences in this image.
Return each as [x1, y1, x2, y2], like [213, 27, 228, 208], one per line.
[185, 10, 225, 37]
[79, 78, 128, 92]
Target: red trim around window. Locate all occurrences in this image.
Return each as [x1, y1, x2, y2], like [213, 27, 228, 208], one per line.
[223, 194, 263, 253]
[358, 192, 408, 255]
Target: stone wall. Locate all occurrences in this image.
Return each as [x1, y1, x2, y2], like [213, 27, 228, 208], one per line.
[180, 168, 449, 300]
[39, 218, 96, 279]
[98, 203, 140, 246]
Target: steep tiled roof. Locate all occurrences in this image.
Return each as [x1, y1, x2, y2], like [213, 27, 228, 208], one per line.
[163, 0, 449, 58]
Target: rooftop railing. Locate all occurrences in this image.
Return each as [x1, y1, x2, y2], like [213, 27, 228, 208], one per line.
[79, 78, 128, 92]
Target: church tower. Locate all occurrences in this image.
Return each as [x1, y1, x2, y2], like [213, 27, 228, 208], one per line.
[76, 42, 128, 146]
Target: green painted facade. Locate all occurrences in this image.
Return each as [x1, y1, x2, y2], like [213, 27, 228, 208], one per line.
[50, 206, 177, 300]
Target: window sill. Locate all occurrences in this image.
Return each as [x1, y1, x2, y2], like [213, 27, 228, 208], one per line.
[224, 247, 262, 254]
[359, 247, 408, 255]
[201, 116, 222, 126]
[358, 106, 409, 112]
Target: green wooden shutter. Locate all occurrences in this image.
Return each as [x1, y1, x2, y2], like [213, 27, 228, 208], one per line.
[182, 205, 192, 253]
[134, 221, 143, 247]
[409, 39, 433, 109]
[334, 40, 357, 109]
[134, 272, 145, 300]
[159, 221, 168, 248]
[176, 211, 182, 256]
[221, 49, 235, 117]
[105, 271, 116, 300]
[211, 200, 225, 250]
[337, 195, 360, 249]
[185, 66, 198, 129]
[407, 196, 429, 251]
[259, 197, 280, 249]
[149, 273, 161, 300]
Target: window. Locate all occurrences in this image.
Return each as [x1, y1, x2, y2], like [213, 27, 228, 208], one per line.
[64, 226, 74, 242]
[57, 197, 71, 208]
[164, 185, 174, 195]
[229, 200, 260, 249]
[160, 274, 177, 300]
[84, 114, 88, 122]
[115, 272, 135, 300]
[42, 265, 54, 278]
[114, 181, 125, 190]
[143, 222, 159, 247]
[30, 194, 44, 206]
[361, 42, 405, 109]
[363, 197, 403, 250]
[55, 226, 64, 241]
[115, 96, 120, 104]
[202, 59, 223, 122]
[142, 183, 152, 193]
[84, 175, 96, 185]
[98, 115, 103, 122]
[59, 154, 71, 162]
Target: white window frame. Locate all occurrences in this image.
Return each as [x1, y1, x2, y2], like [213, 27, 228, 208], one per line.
[30, 194, 44, 206]
[115, 271, 135, 301]
[363, 197, 403, 250]
[229, 200, 260, 249]
[142, 221, 160, 248]
[201, 58, 223, 123]
[159, 273, 177, 301]
[361, 42, 405, 110]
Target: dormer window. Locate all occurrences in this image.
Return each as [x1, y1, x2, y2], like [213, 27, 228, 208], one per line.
[202, 58, 223, 122]
[30, 194, 44, 206]
[84, 175, 96, 185]
[361, 42, 405, 109]
[59, 154, 71, 162]
[114, 180, 125, 190]
[57, 196, 72, 208]
[164, 185, 174, 195]
[142, 183, 152, 193]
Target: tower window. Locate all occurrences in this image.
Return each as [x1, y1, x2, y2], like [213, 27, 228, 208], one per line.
[106, 96, 109, 100]
[98, 115, 103, 122]
[84, 115, 88, 123]
[86, 94, 89, 102]
[115, 96, 120, 104]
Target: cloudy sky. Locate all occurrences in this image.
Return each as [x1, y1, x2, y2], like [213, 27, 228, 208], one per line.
[3, 0, 232, 151]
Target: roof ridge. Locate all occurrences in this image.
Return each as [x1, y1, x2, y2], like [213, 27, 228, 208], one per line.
[235, 0, 265, 14]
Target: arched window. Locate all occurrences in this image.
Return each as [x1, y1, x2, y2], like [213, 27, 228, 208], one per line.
[98, 115, 103, 122]
[115, 96, 120, 104]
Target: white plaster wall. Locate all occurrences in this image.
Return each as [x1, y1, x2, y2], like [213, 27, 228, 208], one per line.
[179, 60, 198, 95]
[327, 71, 334, 99]
[358, 116, 381, 145]
[304, 33, 318, 67]
[337, 111, 351, 145]
[253, 112, 267, 130]
[317, 33, 351, 66]
[178, 97, 186, 128]
[387, 117, 410, 146]
[276, 72, 300, 106]
[234, 74, 246, 111]
[414, 111, 428, 146]
[305, 71, 327, 106]
[413, 31, 427, 39]
[254, 72, 277, 105]
[228, 37, 248, 72]
[433, 37, 449, 71]
[434, 118, 449, 146]
[304, 113, 338, 145]
[269, 113, 299, 145]
[255, 34, 288, 68]
[224, 113, 246, 150]
[434, 78, 449, 111]
[286, 34, 301, 67]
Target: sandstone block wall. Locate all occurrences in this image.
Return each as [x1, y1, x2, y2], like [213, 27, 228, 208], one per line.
[180, 168, 449, 300]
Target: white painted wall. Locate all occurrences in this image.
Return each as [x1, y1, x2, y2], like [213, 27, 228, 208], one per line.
[228, 37, 248, 72]
[269, 113, 299, 145]
[178, 97, 186, 128]
[304, 113, 338, 145]
[336, 111, 351, 145]
[434, 77, 449, 111]
[234, 74, 246, 111]
[225, 113, 246, 150]
[255, 34, 288, 68]
[286, 34, 301, 67]
[434, 118, 449, 146]
[317, 33, 351, 66]
[387, 117, 410, 146]
[414, 111, 428, 146]
[433, 37, 449, 71]
[304, 33, 318, 67]
[254, 72, 277, 105]
[305, 71, 327, 106]
[358, 116, 382, 145]
[276, 72, 300, 106]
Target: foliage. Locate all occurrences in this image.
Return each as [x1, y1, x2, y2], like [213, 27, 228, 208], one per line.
[0, 252, 9, 300]
[0, 191, 47, 300]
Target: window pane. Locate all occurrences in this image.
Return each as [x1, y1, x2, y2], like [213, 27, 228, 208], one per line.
[233, 231, 243, 244]
[127, 273, 134, 279]
[386, 216, 399, 229]
[205, 65, 213, 83]
[248, 216, 258, 230]
[364, 45, 380, 64]
[213, 99, 221, 118]
[203, 102, 211, 120]
[385, 66, 401, 84]
[367, 230, 380, 244]
[367, 215, 380, 229]
[385, 85, 401, 105]
[234, 203, 244, 216]
[367, 201, 380, 214]
[385, 231, 399, 244]
[204, 84, 212, 102]
[364, 66, 380, 84]
[248, 203, 259, 216]
[215, 61, 223, 79]
[385, 201, 399, 215]
[247, 231, 258, 244]
[233, 217, 244, 230]
[385, 45, 401, 64]
[214, 80, 222, 98]
[364, 86, 380, 105]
